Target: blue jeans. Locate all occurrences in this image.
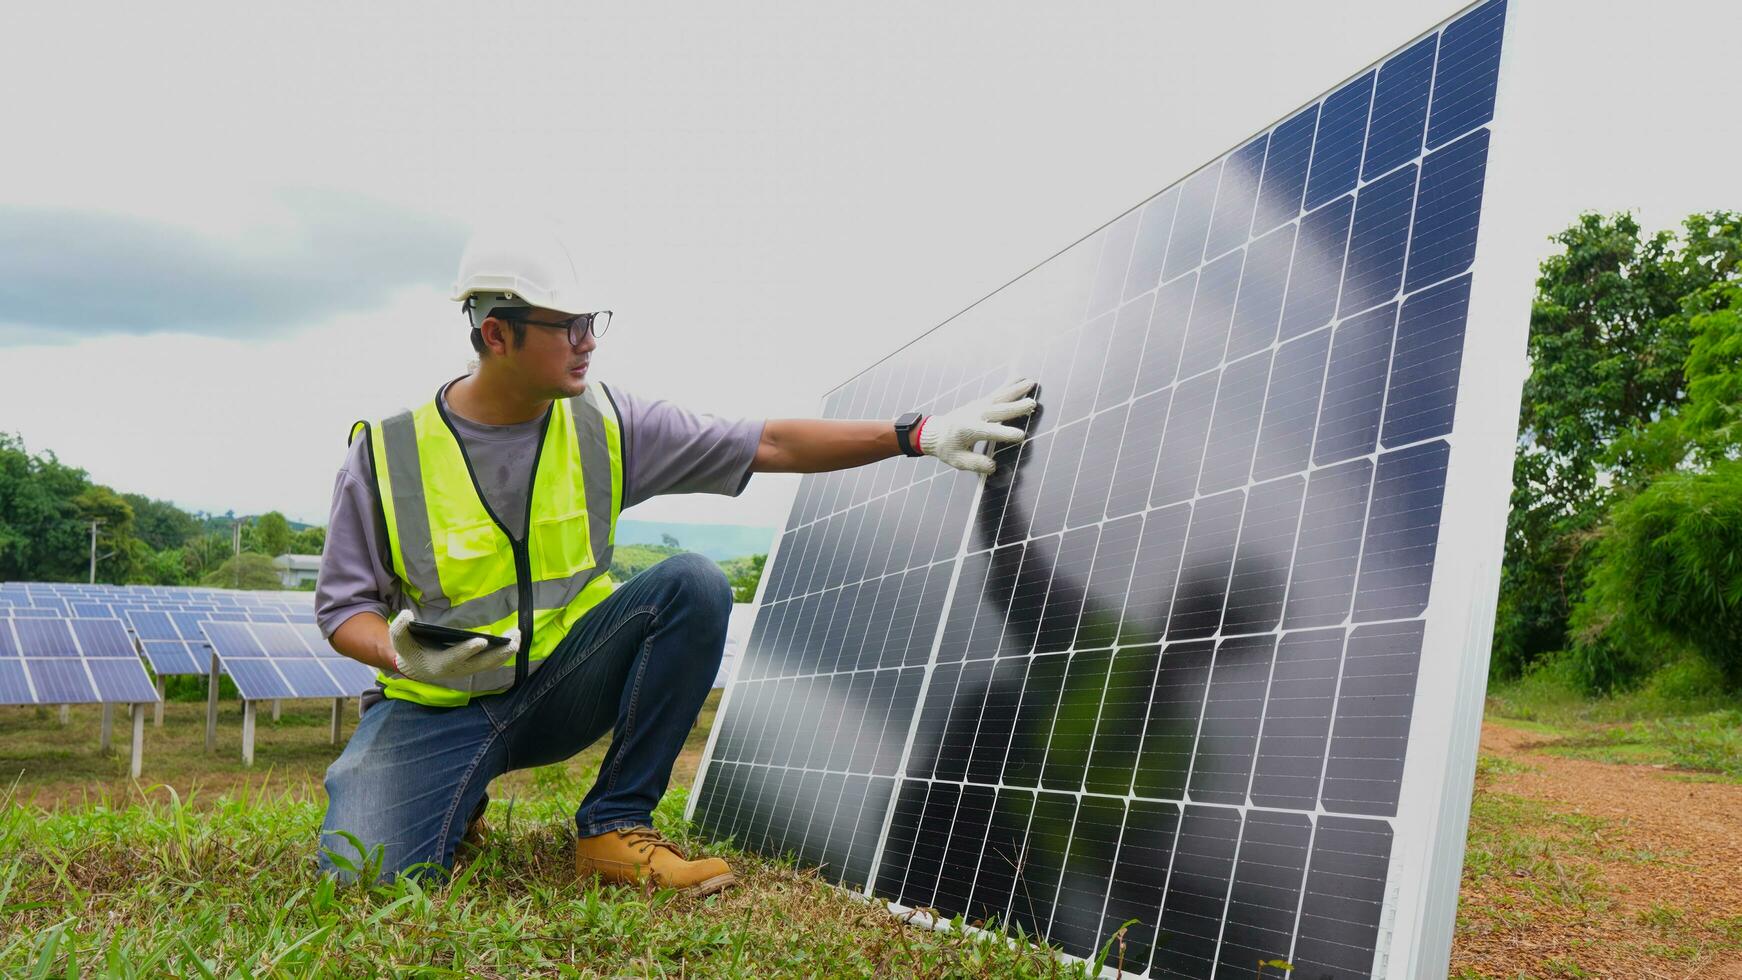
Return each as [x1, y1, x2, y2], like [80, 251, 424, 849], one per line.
[318, 552, 731, 881]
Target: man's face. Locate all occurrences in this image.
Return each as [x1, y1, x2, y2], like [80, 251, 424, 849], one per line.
[485, 307, 598, 398]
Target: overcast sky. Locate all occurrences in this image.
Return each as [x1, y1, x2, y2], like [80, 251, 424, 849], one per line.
[0, 0, 1734, 530]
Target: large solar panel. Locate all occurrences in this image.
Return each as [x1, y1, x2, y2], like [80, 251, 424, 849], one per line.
[0, 616, 158, 705]
[692, 2, 1519, 976]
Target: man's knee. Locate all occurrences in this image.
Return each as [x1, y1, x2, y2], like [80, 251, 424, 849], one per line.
[659, 552, 733, 621]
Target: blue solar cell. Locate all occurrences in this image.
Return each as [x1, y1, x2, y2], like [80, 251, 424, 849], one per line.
[12, 607, 60, 619]
[1278, 194, 1355, 340]
[168, 612, 210, 643]
[324, 658, 378, 694]
[275, 659, 347, 698]
[224, 659, 295, 700]
[203, 621, 267, 658]
[294, 623, 335, 655]
[1404, 128, 1490, 291]
[1354, 440, 1451, 621]
[1178, 247, 1245, 378]
[1385, 274, 1473, 446]
[1339, 162, 1419, 317]
[126, 610, 179, 642]
[29, 598, 69, 615]
[251, 623, 310, 658]
[1087, 211, 1141, 319]
[1364, 33, 1438, 179]
[16, 619, 79, 657]
[247, 610, 289, 624]
[72, 601, 113, 618]
[1204, 135, 1268, 259]
[1304, 70, 1375, 210]
[141, 640, 203, 675]
[89, 658, 157, 702]
[1313, 302, 1399, 465]
[0, 620, 15, 658]
[1253, 104, 1317, 235]
[0, 660, 30, 704]
[1226, 222, 1295, 360]
[1162, 160, 1223, 281]
[27, 659, 96, 703]
[71, 619, 136, 658]
[1123, 187, 1178, 302]
[1426, 0, 1506, 148]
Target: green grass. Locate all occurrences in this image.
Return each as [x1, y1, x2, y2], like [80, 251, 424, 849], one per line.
[0, 773, 1103, 978]
[1485, 657, 1742, 781]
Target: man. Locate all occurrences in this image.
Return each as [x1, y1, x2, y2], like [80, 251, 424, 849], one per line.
[315, 224, 1038, 893]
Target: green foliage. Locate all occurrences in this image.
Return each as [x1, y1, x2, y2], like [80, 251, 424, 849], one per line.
[721, 553, 766, 603]
[608, 543, 687, 580]
[660, 532, 681, 548]
[1571, 460, 1742, 689]
[1498, 212, 1742, 679]
[250, 510, 292, 557]
[290, 525, 325, 555]
[121, 492, 203, 551]
[0, 433, 95, 582]
[200, 552, 285, 590]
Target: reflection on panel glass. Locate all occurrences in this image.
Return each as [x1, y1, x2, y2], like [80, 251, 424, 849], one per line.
[698, 1, 1507, 975]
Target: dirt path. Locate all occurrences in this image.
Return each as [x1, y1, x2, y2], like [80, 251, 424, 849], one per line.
[1453, 722, 1742, 978]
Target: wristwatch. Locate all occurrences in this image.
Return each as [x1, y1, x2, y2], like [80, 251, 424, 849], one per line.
[893, 412, 925, 457]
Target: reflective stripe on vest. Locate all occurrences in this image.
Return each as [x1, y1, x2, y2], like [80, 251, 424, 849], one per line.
[351, 382, 623, 706]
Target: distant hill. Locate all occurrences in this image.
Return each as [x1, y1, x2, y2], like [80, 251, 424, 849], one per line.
[615, 521, 774, 561]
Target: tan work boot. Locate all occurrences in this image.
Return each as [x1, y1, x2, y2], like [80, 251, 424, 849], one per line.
[574, 826, 735, 896]
[459, 811, 487, 853]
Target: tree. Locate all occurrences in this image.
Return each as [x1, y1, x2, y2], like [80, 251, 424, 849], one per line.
[201, 552, 284, 590]
[290, 525, 326, 554]
[253, 511, 293, 557]
[121, 492, 202, 551]
[725, 554, 765, 603]
[71, 484, 142, 583]
[1496, 211, 1742, 677]
[0, 433, 93, 582]
[660, 532, 681, 549]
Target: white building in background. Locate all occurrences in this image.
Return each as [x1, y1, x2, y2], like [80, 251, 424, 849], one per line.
[715, 603, 757, 688]
[271, 554, 321, 589]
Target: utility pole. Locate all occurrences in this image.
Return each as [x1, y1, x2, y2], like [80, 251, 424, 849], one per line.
[88, 518, 104, 584]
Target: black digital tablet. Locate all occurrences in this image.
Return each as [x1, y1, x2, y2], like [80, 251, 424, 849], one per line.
[406, 621, 512, 648]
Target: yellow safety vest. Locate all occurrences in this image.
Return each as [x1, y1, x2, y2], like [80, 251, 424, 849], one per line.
[349, 380, 624, 707]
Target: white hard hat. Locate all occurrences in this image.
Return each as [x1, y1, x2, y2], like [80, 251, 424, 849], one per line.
[451, 223, 599, 328]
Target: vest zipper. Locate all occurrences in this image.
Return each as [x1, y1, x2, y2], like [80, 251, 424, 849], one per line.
[435, 381, 553, 691]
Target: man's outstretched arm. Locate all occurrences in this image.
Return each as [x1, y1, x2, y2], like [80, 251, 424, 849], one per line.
[750, 378, 1037, 475]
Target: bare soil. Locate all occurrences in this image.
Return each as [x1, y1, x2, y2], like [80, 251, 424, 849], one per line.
[1453, 721, 1742, 978]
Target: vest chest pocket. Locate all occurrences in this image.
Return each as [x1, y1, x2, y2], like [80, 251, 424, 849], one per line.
[529, 508, 593, 581]
[441, 521, 514, 599]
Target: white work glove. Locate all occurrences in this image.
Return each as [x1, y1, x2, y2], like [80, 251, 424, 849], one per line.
[387, 610, 519, 683]
[918, 377, 1039, 475]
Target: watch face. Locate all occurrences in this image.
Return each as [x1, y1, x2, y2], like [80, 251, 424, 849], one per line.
[895, 412, 921, 428]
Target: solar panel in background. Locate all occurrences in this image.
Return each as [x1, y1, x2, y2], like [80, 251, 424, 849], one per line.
[692, 1, 1515, 976]
[126, 610, 208, 676]
[294, 623, 378, 694]
[200, 620, 375, 699]
[0, 617, 157, 705]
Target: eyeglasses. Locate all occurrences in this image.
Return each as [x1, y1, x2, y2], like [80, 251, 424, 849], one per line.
[494, 308, 613, 346]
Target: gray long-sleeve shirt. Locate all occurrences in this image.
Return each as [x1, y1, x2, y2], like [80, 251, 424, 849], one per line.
[315, 379, 764, 649]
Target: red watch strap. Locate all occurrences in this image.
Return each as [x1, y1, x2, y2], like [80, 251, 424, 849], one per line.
[913, 416, 928, 455]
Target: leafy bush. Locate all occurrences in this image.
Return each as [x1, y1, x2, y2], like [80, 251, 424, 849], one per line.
[1571, 460, 1742, 690]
